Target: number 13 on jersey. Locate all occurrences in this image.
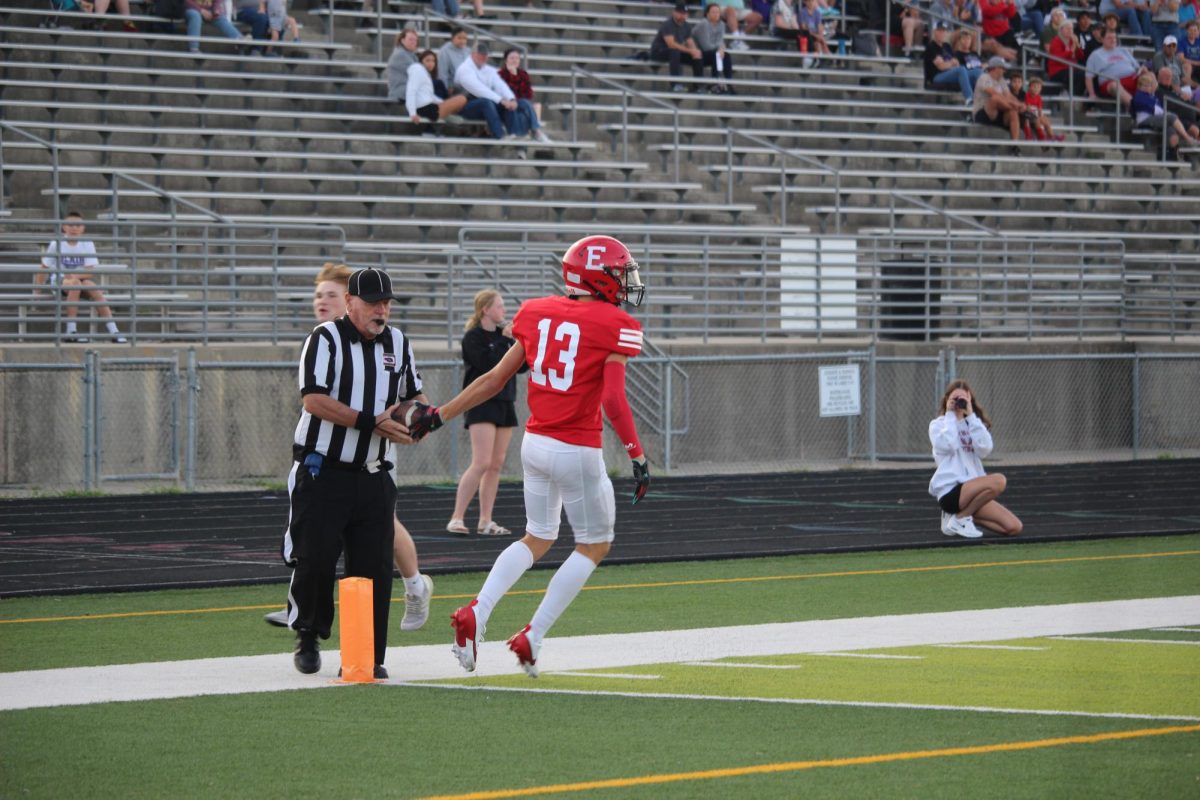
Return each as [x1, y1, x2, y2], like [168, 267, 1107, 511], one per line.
[530, 318, 580, 392]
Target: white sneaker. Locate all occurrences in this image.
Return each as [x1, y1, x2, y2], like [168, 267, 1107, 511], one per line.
[531, 128, 552, 143]
[940, 512, 954, 535]
[944, 514, 983, 539]
[730, 38, 749, 51]
[802, 56, 814, 68]
[401, 573, 433, 631]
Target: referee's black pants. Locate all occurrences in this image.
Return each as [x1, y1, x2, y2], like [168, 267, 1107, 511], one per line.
[285, 465, 396, 666]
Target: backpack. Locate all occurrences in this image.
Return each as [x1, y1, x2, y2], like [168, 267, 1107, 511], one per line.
[853, 31, 880, 57]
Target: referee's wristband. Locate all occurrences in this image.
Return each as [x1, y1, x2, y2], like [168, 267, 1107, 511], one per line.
[355, 410, 377, 433]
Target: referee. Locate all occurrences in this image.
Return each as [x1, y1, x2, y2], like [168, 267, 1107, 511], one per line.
[285, 267, 425, 677]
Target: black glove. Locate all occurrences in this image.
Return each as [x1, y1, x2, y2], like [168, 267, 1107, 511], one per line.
[631, 458, 650, 505]
[406, 402, 443, 441]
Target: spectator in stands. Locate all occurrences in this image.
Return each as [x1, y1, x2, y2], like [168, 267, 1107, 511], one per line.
[953, 29, 986, 88]
[1182, 19, 1200, 85]
[407, 49, 469, 126]
[432, 0, 462, 19]
[1132, 72, 1199, 153]
[499, 47, 552, 127]
[1157, 65, 1199, 121]
[711, 0, 763, 51]
[1154, 35, 1185, 86]
[798, 0, 831, 61]
[1181, 0, 1200, 36]
[932, 0, 981, 25]
[979, 30, 1019, 64]
[980, 0, 1021, 54]
[973, 56, 1025, 140]
[1083, 21, 1107, 63]
[891, 0, 926, 57]
[266, 0, 302, 54]
[92, 0, 138, 31]
[650, 3, 704, 92]
[1076, 11, 1095, 43]
[929, 380, 1022, 539]
[438, 28, 472, 90]
[231, 0, 271, 49]
[1048, 20, 1085, 92]
[183, 0, 241, 53]
[691, 4, 737, 92]
[1016, 0, 1045, 37]
[1099, 0, 1152, 38]
[1086, 29, 1146, 107]
[35, 212, 126, 344]
[1041, 6, 1066, 47]
[386, 27, 421, 104]
[771, 0, 805, 51]
[1024, 75, 1067, 138]
[1151, 0, 1182, 48]
[456, 41, 548, 141]
[925, 23, 975, 104]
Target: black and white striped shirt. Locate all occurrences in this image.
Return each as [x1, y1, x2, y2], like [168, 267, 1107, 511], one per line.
[292, 316, 422, 467]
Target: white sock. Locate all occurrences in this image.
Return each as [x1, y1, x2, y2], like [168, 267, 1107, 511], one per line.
[66, 321, 77, 334]
[402, 574, 425, 596]
[474, 540, 534, 627]
[528, 551, 597, 645]
[105, 321, 119, 335]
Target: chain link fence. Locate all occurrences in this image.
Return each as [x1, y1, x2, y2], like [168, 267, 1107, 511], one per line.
[3, 349, 1199, 492]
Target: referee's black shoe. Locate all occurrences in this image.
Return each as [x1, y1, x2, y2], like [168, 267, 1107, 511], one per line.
[293, 631, 321, 674]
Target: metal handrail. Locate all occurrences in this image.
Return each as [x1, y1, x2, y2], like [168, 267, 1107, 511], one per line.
[569, 66, 683, 182]
[888, 191, 1000, 237]
[723, 129, 842, 233]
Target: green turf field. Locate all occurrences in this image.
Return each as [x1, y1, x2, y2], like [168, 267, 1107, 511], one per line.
[1, 535, 1198, 799]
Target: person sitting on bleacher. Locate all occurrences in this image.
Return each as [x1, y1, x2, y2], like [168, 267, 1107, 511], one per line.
[1132, 71, 1199, 152]
[1154, 34, 1186, 86]
[932, 0, 981, 26]
[1157, 65, 1200, 119]
[692, 3, 737, 92]
[798, 0, 831, 61]
[230, 0, 271, 50]
[650, 4, 705, 93]
[1023, 75, 1067, 139]
[953, 29, 986, 87]
[387, 28, 422, 103]
[91, 0, 138, 31]
[455, 41, 547, 141]
[265, 0, 302, 55]
[35, 212, 127, 344]
[891, 0, 926, 57]
[925, 23, 975, 104]
[1150, 0, 1182, 50]
[1086, 29, 1147, 107]
[1048, 20, 1085, 92]
[498, 47, 553, 134]
[1099, 0, 1153, 39]
[972, 56, 1026, 140]
[770, 0, 804, 52]
[183, 0, 242, 53]
[711, 0, 763, 51]
[438, 28, 472, 91]
[980, 0, 1021, 55]
[407, 49, 469, 127]
[1181, 19, 1200, 86]
[1041, 6, 1066, 47]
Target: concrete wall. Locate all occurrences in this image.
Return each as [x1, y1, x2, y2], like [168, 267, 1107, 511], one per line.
[2, 338, 1198, 490]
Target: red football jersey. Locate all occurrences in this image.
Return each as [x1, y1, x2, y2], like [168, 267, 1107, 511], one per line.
[512, 294, 643, 447]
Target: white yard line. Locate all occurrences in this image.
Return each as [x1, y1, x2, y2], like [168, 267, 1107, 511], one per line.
[683, 661, 804, 669]
[399, 684, 1200, 723]
[933, 644, 1050, 651]
[1150, 627, 1200, 633]
[1, 595, 1198, 712]
[1048, 636, 1200, 646]
[548, 671, 661, 680]
[809, 653, 924, 660]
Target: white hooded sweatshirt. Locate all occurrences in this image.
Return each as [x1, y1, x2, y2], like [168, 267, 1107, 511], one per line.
[928, 411, 993, 500]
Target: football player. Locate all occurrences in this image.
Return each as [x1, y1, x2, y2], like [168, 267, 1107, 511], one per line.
[407, 235, 651, 677]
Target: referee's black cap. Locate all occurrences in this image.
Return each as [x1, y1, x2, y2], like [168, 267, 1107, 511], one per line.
[348, 268, 398, 302]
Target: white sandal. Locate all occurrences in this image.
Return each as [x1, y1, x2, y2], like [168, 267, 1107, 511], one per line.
[446, 519, 470, 535]
[477, 521, 512, 536]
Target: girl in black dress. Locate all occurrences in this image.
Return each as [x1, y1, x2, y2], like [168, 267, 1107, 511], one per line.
[447, 289, 526, 535]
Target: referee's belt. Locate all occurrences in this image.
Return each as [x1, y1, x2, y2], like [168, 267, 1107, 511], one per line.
[296, 455, 393, 474]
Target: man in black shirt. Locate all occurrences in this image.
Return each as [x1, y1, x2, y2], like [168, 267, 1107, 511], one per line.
[286, 268, 426, 678]
[924, 23, 974, 104]
[650, 3, 704, 91]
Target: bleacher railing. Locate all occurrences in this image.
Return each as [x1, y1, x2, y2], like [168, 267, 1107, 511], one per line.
[569, 66, 682, 183]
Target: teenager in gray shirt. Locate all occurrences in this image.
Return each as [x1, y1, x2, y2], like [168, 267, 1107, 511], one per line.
[692, 3, 735, 90]
[386, 28, 421, 102]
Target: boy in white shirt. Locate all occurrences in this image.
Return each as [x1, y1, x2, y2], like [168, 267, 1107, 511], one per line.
[35, 212, 126, 344]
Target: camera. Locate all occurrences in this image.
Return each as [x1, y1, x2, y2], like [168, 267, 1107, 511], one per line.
[954, 398, 968, 410]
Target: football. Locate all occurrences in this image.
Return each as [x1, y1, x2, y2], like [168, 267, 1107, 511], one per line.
[391, 400, 417, 426]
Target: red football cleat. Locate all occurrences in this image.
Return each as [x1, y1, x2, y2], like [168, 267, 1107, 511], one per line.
[507, 624, 540, 678]
[450, 599, 483, 672]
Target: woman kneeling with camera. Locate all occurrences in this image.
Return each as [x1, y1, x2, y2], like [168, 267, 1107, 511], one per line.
[928, 379, 1023, 539]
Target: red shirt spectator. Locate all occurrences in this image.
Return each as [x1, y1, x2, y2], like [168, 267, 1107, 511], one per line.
[498, 48, 534, 101]
[980, 0, 1016, 37]
[1047, 23, 1085, 80]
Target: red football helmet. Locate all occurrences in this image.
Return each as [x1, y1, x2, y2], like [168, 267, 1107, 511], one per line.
[561, 235, 645, 307]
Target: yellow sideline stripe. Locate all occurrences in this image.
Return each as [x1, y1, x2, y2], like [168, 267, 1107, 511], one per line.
[2, 549, 1198, 625]
[417, 724, 1200, 800]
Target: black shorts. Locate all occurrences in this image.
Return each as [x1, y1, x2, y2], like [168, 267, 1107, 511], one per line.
[974, 108, 1006, 129]
[938, 483, 963, 514]
[416, 102, 439, 123]
[464, 399, 518, 429]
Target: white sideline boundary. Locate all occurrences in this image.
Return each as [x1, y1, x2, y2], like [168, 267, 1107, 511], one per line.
[1, 596, 1198, 712]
